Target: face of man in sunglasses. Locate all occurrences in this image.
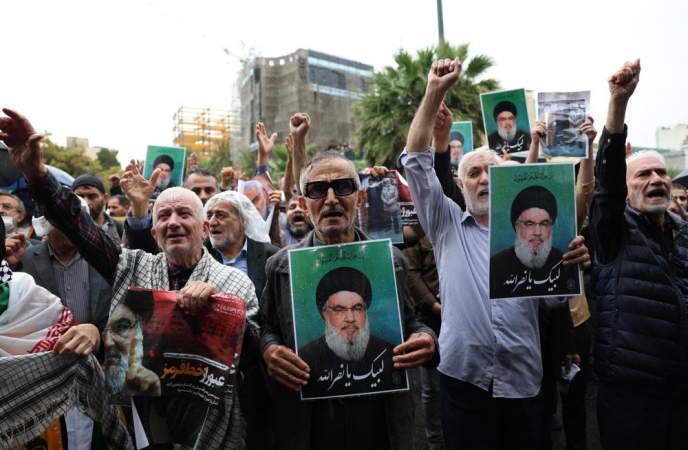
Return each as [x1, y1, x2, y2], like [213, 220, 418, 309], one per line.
[299, 158, 364, 244]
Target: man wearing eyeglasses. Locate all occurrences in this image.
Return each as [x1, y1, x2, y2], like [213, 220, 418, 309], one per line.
[260, 150, 438, 450]
[490, 185, 579, 298]
[487, 100, 531, 154]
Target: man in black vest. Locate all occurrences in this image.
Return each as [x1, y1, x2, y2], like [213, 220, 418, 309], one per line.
[592, 59, 688, 450]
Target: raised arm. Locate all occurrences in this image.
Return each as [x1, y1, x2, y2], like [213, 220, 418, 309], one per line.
[593, 59, 640, 264]
[576, 117, 597, 231]
[289, 113, 310, 195]
[0, 108, 121, 284]
[121, 159, 161, 254]
[283, 133, 295, 203]
[255, 122, 276, 172]
[406, 58, 461, 153]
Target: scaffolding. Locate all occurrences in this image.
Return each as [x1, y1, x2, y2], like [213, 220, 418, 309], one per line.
[173, 107, 240, 160]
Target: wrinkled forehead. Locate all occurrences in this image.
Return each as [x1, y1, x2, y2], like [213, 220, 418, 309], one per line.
[626, 156, 666, 178]
[155, 198, 202, 220]
[306, 158, 358, 183]
[465, 154, 498, 174]
[207, 199, 240, 217]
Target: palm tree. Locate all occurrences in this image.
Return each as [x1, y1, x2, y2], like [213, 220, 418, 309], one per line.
[356, 42, 499, 168]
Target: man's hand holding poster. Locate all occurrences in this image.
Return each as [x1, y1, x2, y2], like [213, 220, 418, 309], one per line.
[289, 240, 409, 400]
[104, 288, 246, 407]
[488, 163, 582, 299]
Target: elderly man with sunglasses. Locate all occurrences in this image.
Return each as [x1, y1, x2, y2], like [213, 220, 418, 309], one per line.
[259, 150, 438, 450]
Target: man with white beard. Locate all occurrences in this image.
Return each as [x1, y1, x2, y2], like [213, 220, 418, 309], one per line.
[152, 154, 176, 192]
[297, 267, 401, 397]
[487, 100, 531, 153]
[490, 185, 578, 298]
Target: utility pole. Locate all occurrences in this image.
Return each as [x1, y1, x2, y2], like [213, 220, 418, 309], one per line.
[437, 0, 445, 44]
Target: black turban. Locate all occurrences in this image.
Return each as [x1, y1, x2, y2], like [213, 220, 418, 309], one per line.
[121, 289, 155, 325]
[316, 267, 372, 315]
[153, 154, 175, 171]
[449, 132, 465, 145]
[510, 185, 557, 229]
[493, 101, 518, 121]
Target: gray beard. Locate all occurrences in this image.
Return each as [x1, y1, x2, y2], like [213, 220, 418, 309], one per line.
[498, 127, 517, 142]
[450, 156, 461, 166]
[514, 234, 553, 269]
[106, 322, 143, 394]
[463, 189, 489, 217]
[156, 177, 171, 189]
[324, 318, 370, 362]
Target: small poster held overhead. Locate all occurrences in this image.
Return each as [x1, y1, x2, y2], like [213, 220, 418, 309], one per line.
[488, 163, 582, 300]
[481, 89, 531, 154]
[144, 145, 186, 190]
[357, 171, 404, 244]
[289, 240, 409, 400]
[538, 91, 591, 158]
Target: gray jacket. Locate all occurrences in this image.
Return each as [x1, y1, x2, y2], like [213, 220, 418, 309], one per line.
[259, 229, 438, 450]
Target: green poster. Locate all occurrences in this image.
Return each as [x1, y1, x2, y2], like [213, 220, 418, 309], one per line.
[449, 121, 474, 154]
[488, 163, 581, 299]
[289, 240, 408, 400]
[480, 88, 532, 154]
[144, 145, 186, 188]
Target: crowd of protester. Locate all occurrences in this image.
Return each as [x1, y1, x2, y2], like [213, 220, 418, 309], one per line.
[0, 56, 686, 450]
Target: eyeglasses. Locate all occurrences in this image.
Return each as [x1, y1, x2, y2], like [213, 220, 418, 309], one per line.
[323, 304, 367, 316]
[304, 178, 357, 199]
[0, 203, 17, 212]
[104, 318, 139, 339]
[516, 220, 552, 230]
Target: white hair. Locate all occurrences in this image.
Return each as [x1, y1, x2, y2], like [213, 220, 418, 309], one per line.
[152, 187, 204, 226]
[204, 190, 271, 243]
[626, 150, 666, 167]
[457, 148, 503, 184]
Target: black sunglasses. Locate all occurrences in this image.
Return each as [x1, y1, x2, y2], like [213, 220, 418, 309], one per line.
[304, 178, 357, 199]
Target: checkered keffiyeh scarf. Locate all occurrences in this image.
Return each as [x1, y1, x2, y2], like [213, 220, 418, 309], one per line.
[111, 247, 258, 449]
[0, 271, 132, 449]
[0, 353, 133, 449]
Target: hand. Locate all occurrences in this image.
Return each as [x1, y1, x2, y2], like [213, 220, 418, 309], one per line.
[501, 149, 512, 161]
[263, 344, 310, 392]
[562, 353, 581, 374]
[177, 281, 217, 315]
[268, 190, 283, 205]
[289, 113, 311, 141]
[125, 363, 162, 396]
[531, 120, 547, 147]
[220, 167, 235, 189]
[392, 332, 436, 369]
[285, 134, 294, 157]
[121, 159, 159, 216]
[432, 102, 453, 154]
[135, 160, 144, 175]
[0, 109, 47, 183]
[563, 235, 590, 269]
[580, 117, 597, 146]
[54, 324, 101, 357]
[4, 233, 26, 270]
[109, 174, 121, 186]
[187, 153, 199, 174]
[427, 58, 462, 96]
[256, 123, 277, 157]
[608, 59, 641, 102]
[369, 166, 388, 180]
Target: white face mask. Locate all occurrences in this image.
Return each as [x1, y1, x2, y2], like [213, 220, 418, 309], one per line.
[2, 215, 16, 234]
[32, 216, 53, 237]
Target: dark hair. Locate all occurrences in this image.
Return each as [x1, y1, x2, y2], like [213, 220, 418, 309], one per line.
[315, 267, 372, 315]
[111, 195, 130, 207]
[184, 168, 220, 189]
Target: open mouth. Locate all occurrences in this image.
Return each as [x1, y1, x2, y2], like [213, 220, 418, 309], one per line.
[322, 210, 344, 220]
[477, 190, 489, 199]
[646, 189, 667, 199]
[291, 214, 306, 225]
[166, 232, 186, 240]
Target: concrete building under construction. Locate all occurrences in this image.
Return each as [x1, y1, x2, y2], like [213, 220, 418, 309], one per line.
[239, 49, 373, 152]
[173, 107, 240, 160]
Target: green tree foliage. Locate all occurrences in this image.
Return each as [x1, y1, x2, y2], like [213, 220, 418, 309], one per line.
[96, 148, 121, 171]
[356, 42, 500, 168]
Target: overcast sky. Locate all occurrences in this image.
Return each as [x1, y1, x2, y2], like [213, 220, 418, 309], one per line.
[4, 0, 687, 168]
